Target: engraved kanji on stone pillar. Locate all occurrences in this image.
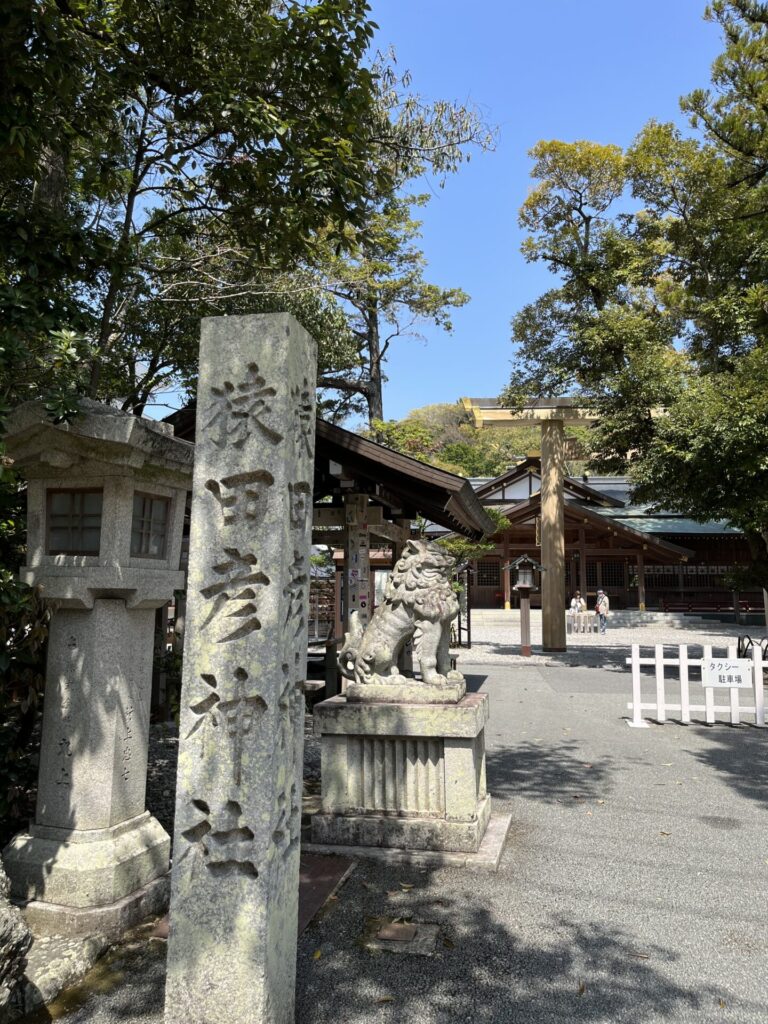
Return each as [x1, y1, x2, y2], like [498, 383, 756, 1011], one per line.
[165, 314, 316, 1024]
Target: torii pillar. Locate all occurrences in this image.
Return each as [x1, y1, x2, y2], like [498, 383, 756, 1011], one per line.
[462, 398, 598, 653]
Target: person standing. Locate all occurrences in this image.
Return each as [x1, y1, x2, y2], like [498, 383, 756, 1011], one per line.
[595, 589, 610, 634]
[568, 591, 582, 633]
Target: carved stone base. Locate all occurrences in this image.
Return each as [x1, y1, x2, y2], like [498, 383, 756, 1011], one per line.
[312, 694, 490, 855]
[346, 678, 466, 705]
[312, 796, 491, 852]
[3, 811, 169, 912]
[16, 873, 170, 939]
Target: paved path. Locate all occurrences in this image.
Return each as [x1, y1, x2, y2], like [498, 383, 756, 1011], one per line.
[44, 658, 767, 1024]
[459, 609, 754, 666]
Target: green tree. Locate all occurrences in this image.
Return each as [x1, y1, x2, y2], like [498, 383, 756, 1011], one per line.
[502, 2, 768, 593]
[317, 196, 469, 423]
[629, 346, 768, 592]
[313, 61, 495, 424]
[436, 506, 510, 565]
[1, 0, 390, 415]
[369, 402, 589, 477]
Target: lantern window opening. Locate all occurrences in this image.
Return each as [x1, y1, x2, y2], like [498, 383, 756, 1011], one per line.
[46, 488, 104, 556]
[131, 492, 171, 559]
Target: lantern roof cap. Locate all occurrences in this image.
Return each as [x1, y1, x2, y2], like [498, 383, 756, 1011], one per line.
[3, 399, 194, 482]
[504, 553, 545, 572]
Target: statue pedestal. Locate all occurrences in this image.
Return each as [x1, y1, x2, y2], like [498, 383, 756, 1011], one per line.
[311, 694, 491, 853]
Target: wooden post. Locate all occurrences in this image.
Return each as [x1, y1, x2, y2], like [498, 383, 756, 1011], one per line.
[519, 590, 532, 657]
[343, 493, 370, 632]
[334, 566, 343, 640]
[540, 419, 566, 651]
[637, 552, 646, 611]
[502, 536, 511, 610]
[393, 519, 414, 675]
[578, 526, 587, 597]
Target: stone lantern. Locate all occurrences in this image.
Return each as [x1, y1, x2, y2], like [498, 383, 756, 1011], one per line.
[505, 554, 544, 657]
[2, 400, 193, 936]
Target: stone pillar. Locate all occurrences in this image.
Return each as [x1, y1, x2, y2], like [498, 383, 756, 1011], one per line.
[541, 420, 566, 651]
[312, 696, 490, 853]
[164, 313, 316, 1024]
[343, 493, 371, 631]
[1, 401, 192, 937]
[311, 538, 510, 868]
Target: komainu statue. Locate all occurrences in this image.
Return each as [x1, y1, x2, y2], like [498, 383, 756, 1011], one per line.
[339, 538, 465, 704]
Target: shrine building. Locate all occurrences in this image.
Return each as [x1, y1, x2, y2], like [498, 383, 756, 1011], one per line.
[427, 456, 756, 612]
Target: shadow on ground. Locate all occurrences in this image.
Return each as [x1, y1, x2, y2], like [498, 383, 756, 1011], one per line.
[686, 725, 768, 810]
[26, 868, 732, 1024]
[296, 864, 727, 1024]
[462, 674, 488, 693]
[487, 740, 615, 803]
[468, 643, 632, 671]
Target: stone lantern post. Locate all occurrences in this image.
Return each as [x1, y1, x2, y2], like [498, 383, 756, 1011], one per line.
[2, 400, 193, 936]
[505, 554, 543, 657]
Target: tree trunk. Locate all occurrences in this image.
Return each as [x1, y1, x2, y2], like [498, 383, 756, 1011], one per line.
[88, 99, 153, 397]
[365, 308, 383, 427]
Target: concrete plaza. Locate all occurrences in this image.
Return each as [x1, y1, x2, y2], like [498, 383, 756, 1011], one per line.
[461, 608, 752, 666]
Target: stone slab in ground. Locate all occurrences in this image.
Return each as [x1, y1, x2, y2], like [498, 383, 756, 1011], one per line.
[147, 853, 355, 944]
[362, 918, 440, 956]
[297, 855, 356, 934]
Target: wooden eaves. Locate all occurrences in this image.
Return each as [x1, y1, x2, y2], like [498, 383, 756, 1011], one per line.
[494, 494, 694, 561]
[474, 457, 623, 509]
[314, 419, 495, 541]
[166, 406, 495, 542]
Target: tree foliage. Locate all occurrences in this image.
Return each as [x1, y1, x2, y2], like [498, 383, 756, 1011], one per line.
[316, 196, 470, 424]
[369, 403, 589, 477]
[0, 467, 48, 844]
[1, 1, 492, 421]
[436, 506, 510, 566]
[502, 1, 768, 589]
[0, 0, 393, 416]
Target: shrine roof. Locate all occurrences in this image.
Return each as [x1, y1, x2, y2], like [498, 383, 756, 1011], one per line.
[164, 406, 494, 540]
[313, 419, 495, 540]
[591, 507, 744, 536]
[496, 494, 695, 559]
[473, 458, 624, 508]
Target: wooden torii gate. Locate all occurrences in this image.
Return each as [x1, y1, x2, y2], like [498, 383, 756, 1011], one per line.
[462, 398, 598, 652]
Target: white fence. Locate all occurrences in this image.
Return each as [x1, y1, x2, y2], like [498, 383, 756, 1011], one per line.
[626, 644, 765, 728]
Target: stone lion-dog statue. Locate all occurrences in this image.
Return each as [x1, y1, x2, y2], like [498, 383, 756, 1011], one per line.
[339, 538, 465, 703]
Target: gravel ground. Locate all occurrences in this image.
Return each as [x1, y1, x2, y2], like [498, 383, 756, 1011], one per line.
[49, 654, 767, 1024]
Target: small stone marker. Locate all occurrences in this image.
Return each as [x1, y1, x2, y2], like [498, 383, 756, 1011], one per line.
[164, 314, 316, 1024]
[363, 918, 440, 956]
[376, 922, 417, 942]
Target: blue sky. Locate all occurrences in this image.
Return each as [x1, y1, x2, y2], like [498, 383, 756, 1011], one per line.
[369, 1, 724, 421]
